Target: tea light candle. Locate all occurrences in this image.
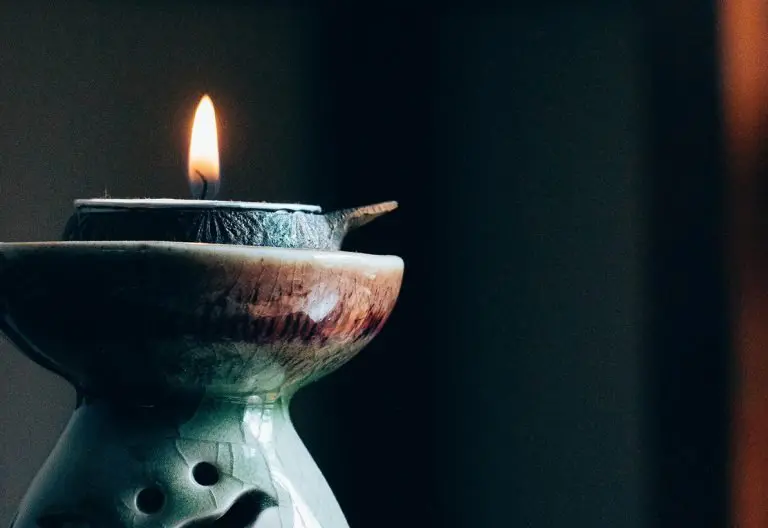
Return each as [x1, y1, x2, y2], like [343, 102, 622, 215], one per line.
[62, 95, 396, 249]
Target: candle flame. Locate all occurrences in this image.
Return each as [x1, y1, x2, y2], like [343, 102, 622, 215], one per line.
[188, 95, 220, 199]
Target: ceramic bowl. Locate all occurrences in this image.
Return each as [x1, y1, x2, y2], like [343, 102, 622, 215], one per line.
[0, 241, 403, 401]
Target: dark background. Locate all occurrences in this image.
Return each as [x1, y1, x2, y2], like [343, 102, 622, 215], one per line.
[0, 1, 729, 527]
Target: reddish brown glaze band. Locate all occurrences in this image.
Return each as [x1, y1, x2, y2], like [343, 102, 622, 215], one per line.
[0, 242, 403, 400]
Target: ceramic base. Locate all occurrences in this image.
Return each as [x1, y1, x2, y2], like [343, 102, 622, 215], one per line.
[11, 395, 344, 528]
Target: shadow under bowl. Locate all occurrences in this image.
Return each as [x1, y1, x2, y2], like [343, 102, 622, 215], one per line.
[0, 242, 403, 401]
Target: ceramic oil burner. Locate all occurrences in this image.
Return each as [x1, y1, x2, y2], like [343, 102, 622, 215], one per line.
[0, 202, 403, 528]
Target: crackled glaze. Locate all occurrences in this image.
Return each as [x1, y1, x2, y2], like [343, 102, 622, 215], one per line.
[12, 397, 340, 528]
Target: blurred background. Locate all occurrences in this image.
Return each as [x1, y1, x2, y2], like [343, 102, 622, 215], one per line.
[0, 0, 759, 526]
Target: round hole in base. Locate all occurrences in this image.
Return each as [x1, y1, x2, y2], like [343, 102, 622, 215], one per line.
[136, 487, 165, 514]
[192, 462, 220, 486]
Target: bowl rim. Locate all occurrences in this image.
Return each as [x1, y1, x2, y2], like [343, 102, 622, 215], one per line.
[0, 241, 404, 270]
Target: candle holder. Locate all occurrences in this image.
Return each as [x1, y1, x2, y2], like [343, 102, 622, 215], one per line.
[63, 200, 398, 250]
[0, 203, 402, 528]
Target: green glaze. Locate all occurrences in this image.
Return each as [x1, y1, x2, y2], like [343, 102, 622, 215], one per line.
[15, 396, 341, 527]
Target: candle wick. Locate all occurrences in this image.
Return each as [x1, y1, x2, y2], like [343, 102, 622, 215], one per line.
[195, 170, 209, 200]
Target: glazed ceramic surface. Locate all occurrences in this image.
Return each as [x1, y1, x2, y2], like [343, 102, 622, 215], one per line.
[0, 241, 403, 528]
[13, 397, 342, 528]
[0, 242, 402, 399]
